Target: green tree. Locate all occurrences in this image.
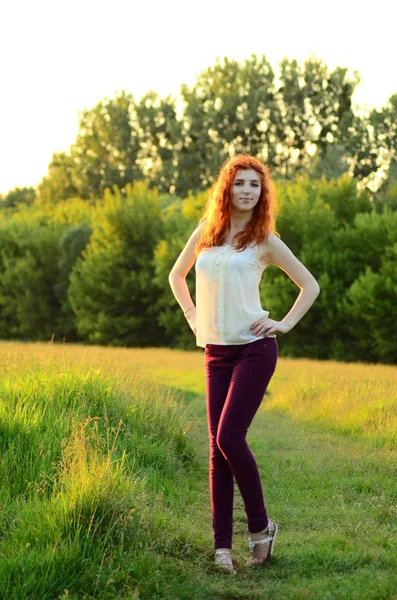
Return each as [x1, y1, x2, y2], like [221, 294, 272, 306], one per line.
[152, 191, 206, 348]
[343, 244, 397, 363]
[70, 91, 142, 199]
[259, 176, 373, 359]
[177, 55, 280, 195]
[37, 152, 80, 203]
[371, 93, 397, 186]
[373, 182, 397, 213]
[68, 181, 164, 345]
[55, 222, 93, 340]
[309, 143, 351, 180]
[0, 218, 65, 340]
[35, 55, 392, 203]
[134, 91, 182, 194]
[260, 178, 339, 358]
[1, 186, 37, 208]
[174, 55, 371, 194]
[38, 91, 142, 202]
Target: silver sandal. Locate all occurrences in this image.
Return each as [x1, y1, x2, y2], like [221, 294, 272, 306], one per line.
[214, 549, 237, 574]
[247, 519, 278, 565]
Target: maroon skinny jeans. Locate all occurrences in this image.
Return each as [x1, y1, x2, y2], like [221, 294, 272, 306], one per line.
[204, 336, 278, 550]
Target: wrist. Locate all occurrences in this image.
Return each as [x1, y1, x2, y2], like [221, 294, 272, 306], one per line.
[184, 306, 196, 318]
[281, 319, 294, 332]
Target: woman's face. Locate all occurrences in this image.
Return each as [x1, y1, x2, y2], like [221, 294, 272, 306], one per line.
[230, 168, 261, 212]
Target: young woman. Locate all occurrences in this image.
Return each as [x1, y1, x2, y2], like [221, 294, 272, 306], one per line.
[168, 154, 320, 573]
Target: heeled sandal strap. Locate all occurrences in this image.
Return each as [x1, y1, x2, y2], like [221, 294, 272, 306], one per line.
[248, 536, 273, 551]
[248, 520, 277, 552]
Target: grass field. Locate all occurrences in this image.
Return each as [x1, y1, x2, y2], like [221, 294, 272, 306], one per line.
[0, 341, 396, 600]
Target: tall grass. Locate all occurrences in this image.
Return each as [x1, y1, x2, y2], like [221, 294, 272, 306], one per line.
[0, 341, 396, 599]
[0, 350, 199, 599]
[263, 357, 397, 449]
[124, 347, 397, 449]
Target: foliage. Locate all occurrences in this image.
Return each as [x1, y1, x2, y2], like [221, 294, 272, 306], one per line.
[36, 151, 81, 203]
[55, 222, 93, 340]
[344, 243, 397, 362]
[0, 216, 65, 340]
[152, 191, 207, 349]
[37, 91, 142, 202]
[0, 173, 396, 363]
[0, 186, 36, 208]
[134, 91, 182, 194]
[68, 181, 164, 345]
[14, 54, 395, 203]
[256, 176, 374, 360]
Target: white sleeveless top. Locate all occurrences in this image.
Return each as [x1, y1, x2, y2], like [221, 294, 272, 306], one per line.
[194, 241, 275, 348]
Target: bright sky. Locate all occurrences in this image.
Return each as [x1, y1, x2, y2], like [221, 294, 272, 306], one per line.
[1, 0, 396, 195]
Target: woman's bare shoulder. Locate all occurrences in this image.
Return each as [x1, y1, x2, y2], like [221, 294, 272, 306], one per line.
[256, 232, 280, 265]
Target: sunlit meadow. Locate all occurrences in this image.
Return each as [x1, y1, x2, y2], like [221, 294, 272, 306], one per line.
[0, 340, 396, 600]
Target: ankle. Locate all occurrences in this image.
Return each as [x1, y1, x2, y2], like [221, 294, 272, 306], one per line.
[250, 524, 270, 540]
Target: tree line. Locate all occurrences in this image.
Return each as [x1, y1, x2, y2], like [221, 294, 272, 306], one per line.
[0, 54, 396, 363]
[0, 175, 396, 363]
[1, 55, 397, 208]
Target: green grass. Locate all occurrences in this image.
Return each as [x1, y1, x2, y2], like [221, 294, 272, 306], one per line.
[0, 342, 396, 599]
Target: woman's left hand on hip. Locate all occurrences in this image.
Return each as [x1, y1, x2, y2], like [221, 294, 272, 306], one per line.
[250, 318, 291, 337]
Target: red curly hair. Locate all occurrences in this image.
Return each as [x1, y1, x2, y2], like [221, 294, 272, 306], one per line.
[195, 154, 279, 256]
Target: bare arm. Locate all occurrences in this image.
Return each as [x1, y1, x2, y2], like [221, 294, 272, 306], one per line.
[168, 222, 206, 330]
[251, 233, 320, 336]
